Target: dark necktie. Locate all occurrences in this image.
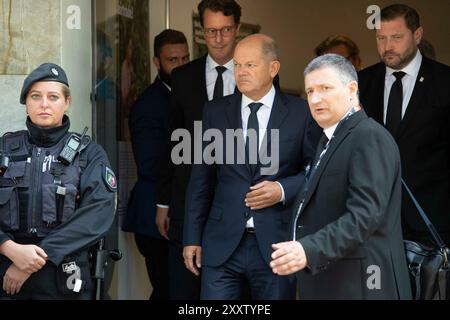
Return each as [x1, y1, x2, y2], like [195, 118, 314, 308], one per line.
[213, 66, 227, 100]
[386, 71, 406, 136]
[297, 133, 329, 204]
[312, 133, 329, 167]
[246, 103, 263, 174]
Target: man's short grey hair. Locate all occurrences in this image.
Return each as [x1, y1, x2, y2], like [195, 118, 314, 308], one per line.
[261, 37, 280, 61]
[304, 54, 358, 85]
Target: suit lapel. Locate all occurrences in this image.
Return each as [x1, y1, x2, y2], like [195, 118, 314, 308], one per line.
[266, 92, 289, 133]
[223, 93, 250, 177]
[224, 93, 243, 131]
[154, 77, 170, 97]
[198, 55, 209, 103]
[372, 64, 386, 124]
[395, 58, 429, 139]
[300, 111, 367, 213]
[224, 91, 289, 179]
[254, 92, 289, 179]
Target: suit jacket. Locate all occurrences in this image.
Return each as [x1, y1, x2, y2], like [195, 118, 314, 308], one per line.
[184, 91, 320, 267]
[358, 57, 450, 241]
[156, 55, 282, 228]
[156, 55, 209, 230]
[292, 110, 412, 300]
[122, 77, 170, 239]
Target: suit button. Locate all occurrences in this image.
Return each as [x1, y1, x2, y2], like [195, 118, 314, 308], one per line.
[244, 212, 250, 218]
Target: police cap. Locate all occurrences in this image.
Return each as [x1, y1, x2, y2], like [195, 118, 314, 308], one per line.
[20, 63, 69, 104]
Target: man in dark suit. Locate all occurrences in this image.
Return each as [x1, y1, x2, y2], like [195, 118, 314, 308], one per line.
[271, 54, 412, 300]
[183, 34, 319, 300]
[358, 4, 449, 245]
[122, 29, 190, 299]
[156, 0, 242, 300]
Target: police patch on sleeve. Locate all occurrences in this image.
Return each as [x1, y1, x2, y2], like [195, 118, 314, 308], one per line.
[104, 166, 117, 192]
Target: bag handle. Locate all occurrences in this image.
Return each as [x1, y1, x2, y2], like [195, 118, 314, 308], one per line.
[402, 179, 446, 249]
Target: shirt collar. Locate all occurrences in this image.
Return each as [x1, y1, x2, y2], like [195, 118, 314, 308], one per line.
[324, 123, 338, 140]
[158, 75, 171, 91]
[323, 107, 355, 140]
[206, 54, 234, 73]
[385, 50, 422, 79]
[241, 86, 276, 111]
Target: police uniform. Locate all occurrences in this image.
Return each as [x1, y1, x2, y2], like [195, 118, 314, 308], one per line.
[0, 63, 117, 300]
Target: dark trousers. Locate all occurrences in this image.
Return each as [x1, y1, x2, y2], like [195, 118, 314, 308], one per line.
[168, 219, 201, 300]
[201, 232, 296, 300]
[0, 259, 93, 300]
[134, 233, 169, 300]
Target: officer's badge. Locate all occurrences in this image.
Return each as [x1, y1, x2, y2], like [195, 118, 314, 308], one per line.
[104, 166, 117, 192]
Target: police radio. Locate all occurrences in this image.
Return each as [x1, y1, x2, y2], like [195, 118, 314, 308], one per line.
[58, 127, 89, 166]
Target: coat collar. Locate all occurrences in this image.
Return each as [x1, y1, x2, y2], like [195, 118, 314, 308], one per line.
[300, 110, 367, 209]
[26, 115, 70, 148]
[394, 56, 431, 139]
[223, 90, 290, 179]
[367, 56, 431, 140]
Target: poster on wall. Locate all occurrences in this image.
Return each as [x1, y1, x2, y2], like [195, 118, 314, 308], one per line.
[116, 0, 150, 222]
[95, 11, 118, 150]
[0, 0, 61, 75]
[118, 0, 151, 142]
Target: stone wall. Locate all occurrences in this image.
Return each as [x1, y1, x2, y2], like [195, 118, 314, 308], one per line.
[0, 0, 61, 133]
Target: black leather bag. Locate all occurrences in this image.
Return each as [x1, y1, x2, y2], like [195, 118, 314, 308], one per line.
[402, 181, 449, 300]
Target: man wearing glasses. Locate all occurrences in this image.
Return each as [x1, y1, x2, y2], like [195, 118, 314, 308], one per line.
[156, 0, 241, 300]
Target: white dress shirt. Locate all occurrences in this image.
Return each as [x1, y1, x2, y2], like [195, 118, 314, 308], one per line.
[206, 55, 235, 101]
[383, 50, 422, 123]
[324, 107, 358, 140]
[241, 86, 285, 228]
[317, 108, 357, 165]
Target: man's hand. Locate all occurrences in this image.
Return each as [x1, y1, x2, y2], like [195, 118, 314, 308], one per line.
[270, 241, 308, 275]
[155, 207, 170, 240]
[245, 181, 282, 210]
[2, 264, 32, 296]
[183, 246, 202, 276]
[0, 241, 47, 274]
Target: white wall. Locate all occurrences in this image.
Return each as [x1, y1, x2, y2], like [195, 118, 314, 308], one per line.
[150, 0, 168, 79]
[61, 0, 93, 134]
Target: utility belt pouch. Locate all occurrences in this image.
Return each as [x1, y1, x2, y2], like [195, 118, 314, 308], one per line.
[56, 186, 66, 222]
[0, 187, 20, 231]
[42, 184, 77, 226]
[43, 164, 77, 226]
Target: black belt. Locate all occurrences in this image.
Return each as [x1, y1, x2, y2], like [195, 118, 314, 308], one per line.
[245, 227, 256, 234]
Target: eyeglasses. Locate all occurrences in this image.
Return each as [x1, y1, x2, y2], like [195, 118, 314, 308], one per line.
[204, 26, 235, 38]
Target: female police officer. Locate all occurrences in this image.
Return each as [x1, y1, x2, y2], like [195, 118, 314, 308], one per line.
[0, 63, 117, 299]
